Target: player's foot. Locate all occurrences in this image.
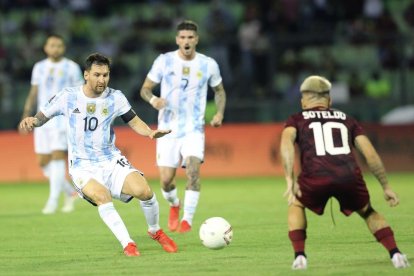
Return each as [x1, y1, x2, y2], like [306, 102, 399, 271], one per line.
[61, 193, 79, 213]
[178, 220, 191, 233]
[168, 203, 180, 232]
[42, 203, 57, 215]
[391, 253, 410, 268]
[123, 242, 140, 256]
[292, 255, 307, 270]
[148, 229, 178, 253]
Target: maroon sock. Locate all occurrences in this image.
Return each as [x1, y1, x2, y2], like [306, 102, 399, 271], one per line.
[374, 227, 399, 255]
[288, 229, 306, 256]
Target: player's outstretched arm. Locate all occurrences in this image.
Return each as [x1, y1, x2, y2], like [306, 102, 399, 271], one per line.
[355, 135, 399, 207]
[210, 83, 226, 127]
[19, 111, 50, 132]
[127, 115, 171, 139]
[140, 77, 166, 110]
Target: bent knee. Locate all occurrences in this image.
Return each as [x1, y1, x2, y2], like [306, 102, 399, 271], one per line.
[88, 189, 112, 205]
[357, 204, 376, 219]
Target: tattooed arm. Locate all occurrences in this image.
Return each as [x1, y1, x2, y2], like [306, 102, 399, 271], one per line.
[140, 77, 165, 110]
[355, 135, 399, 207]
[210, 82, 226, 127]
[19, 112, 50, 132]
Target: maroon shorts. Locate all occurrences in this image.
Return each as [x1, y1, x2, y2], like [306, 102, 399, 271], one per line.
[297, 177, 370, 216]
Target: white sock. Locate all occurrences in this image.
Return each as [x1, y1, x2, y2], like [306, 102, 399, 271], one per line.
[98, 202, 133, 248]
[139, 194, 160, 234]
[161, 188, 180, 206]
[45, 160, 65, 207]
[41, 163, 51, 178]
[182, 190, 200, 226]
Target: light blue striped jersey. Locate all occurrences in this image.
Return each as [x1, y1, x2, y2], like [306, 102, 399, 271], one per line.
[40, 86, 132, 168]
[31, 57, 83, 130]
[147, 50, 222, 138]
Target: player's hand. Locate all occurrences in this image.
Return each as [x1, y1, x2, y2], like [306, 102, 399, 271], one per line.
[19, 117, 38, 133]
[383, 187, 399, 207]
[149, 129, 171, 139]
[18, 120, 30, 135]
[150, 96, 167, 110]
[283, 179, 301, 206]
[210, 113, 223, 127]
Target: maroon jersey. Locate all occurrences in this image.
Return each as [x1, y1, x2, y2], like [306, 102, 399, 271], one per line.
[285, 107, 365, 186]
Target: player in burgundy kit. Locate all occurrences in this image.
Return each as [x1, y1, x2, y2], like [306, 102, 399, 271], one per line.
[280, 76, 410, 270]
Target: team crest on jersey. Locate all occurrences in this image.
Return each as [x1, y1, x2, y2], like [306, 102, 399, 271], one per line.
[101, 106, 109, 116]
[86, 103, 96, 114]
[182, 66, 190, 76]
[197, 71, 203, 79]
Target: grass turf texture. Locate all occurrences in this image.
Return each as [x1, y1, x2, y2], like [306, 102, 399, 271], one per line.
[0, 174, 412, 275]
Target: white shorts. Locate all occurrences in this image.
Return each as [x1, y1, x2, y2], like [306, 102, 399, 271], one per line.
[34, 125, 67, 154]
[156, 132, 205, 168]
[69, 155, 142, 204]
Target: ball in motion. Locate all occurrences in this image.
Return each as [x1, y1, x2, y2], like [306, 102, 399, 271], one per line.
[199, 217, 233, 249]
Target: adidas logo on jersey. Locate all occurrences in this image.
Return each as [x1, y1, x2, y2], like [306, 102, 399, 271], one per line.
[72, 108, 80, 114]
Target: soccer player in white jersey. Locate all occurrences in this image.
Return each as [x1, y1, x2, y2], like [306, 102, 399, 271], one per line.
[140, 20, 227, 233]
[19, 34, 83, 214]
[19, 53, 178, 256]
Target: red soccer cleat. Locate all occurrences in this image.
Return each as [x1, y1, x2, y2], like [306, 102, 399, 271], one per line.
[168, 204, 180, 232]
[123, 242, 140, 256]
[178, 220, 192, 233]
[148, 229, 178, 253]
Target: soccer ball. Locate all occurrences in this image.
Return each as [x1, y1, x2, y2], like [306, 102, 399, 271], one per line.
[199, 217, 233, 249]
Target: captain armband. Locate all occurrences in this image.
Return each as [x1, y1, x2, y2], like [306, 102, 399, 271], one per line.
[121, 109, 137, 123]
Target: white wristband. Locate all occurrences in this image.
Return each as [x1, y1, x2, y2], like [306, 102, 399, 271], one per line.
[149, 96, 157, 105]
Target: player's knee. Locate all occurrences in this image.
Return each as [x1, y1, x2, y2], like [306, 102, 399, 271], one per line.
[92, 192, 112, 205]
[358, 204, 376, 219]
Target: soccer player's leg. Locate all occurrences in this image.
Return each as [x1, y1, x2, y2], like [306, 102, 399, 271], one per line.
[179, 156, 202, 233]
[341, 181, 409, 268]
[357, 203, 410, 268]
[82, 178, 138, 256]
[157, 138, 181, 232]
[287, 181, 329, 269]
[122, 170, 177, 253]
[159, 167, 180, 232]
[288, 199, 308, 270]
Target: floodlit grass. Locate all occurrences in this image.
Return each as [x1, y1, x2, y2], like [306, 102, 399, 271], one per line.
[0, 174, 412, 275]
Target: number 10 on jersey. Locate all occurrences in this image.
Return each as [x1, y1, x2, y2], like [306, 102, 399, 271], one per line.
[83, 117, 98, 131]
[309, 122, 351, 156]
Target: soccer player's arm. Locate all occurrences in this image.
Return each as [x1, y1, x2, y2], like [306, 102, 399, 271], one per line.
[19, 111, 50, 132]
[140, 77, 165, 110]
[280, 126, 299, 203]
[210, 82, 226, 127]
[122, 109, 171, 139]
[21, 85, 38, 119]
[354, 135, 399, 206]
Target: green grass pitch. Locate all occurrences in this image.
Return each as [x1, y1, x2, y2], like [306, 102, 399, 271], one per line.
[0, 174, 412, 275]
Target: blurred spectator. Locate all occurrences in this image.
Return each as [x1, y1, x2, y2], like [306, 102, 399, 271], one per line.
[364, 71, 391, 99]
[348, 72, 365, 98]
[204, 0, 236, 89]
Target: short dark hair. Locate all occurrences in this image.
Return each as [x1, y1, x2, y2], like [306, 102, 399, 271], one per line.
[84, 53, 111, 71]
[177, 20, 198, 32]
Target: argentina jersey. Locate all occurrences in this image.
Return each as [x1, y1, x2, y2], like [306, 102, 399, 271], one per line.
[147, 50, 222, 138]
[31, 58, 83, 130]
[40, 86, 131, 168]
